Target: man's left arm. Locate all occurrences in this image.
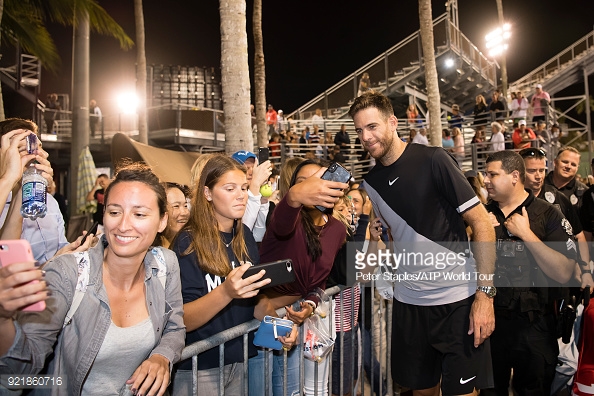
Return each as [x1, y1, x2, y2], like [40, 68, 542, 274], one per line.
[461, 204, 496, 347]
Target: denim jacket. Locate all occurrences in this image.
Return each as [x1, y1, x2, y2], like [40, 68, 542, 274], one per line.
[0, 236, 186, 395]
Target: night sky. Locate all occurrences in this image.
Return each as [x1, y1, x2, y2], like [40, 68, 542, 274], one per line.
[39, 0, 594, 117]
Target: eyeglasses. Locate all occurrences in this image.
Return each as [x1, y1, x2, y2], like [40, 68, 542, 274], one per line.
[519, 148, 546, 158]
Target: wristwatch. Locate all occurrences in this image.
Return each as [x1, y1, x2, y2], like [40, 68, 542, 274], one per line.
[476, 286, 497, 298]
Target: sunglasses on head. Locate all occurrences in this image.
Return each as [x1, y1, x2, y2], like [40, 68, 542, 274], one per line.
[519, 148, 546, 158]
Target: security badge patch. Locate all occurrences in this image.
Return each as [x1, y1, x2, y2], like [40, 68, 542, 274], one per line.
[570, 194, 578, 205]
[545, 191, 555, 204]
[562, 218, 573, 236]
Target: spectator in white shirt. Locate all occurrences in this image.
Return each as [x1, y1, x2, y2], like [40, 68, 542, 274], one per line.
[412, 127, 429, 145]
[490, 121, 505, 152]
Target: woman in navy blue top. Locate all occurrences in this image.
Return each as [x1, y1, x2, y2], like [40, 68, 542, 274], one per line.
[170, 155, 271, 396]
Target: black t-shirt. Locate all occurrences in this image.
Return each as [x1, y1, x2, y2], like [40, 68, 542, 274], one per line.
[489, 99, 505, 112]
[544, 172, 588, 210]
[486, 191, 577, 308]
[172, 226, 259, 370]
[537, 185, 583, 235]
[363, 144, 480, 305]
[364, 144, 477, 246]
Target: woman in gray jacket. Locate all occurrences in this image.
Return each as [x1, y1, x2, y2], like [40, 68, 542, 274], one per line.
[0, 162, 185, 395]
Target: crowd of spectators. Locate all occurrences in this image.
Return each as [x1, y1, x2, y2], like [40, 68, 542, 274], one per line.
[1, 83, 593, 396]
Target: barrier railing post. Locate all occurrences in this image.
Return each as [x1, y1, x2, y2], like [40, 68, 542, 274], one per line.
[219, 345, 225, 395]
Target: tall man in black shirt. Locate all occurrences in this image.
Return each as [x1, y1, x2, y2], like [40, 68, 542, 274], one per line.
[350, 92, 496, 396]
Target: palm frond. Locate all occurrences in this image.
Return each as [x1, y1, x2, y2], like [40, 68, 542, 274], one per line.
[7, 0, 134, 50]
[2, 2, 61, 71]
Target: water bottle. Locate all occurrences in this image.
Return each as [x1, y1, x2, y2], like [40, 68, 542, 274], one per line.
[21, 160, 48, 220]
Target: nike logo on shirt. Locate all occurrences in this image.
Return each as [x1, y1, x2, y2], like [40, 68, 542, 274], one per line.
[389, 177, 399, 186]
[459, 376, 476, 385]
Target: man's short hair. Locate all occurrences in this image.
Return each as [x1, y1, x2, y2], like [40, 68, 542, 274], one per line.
[486, 150, 526, 183]
[97, 173, 109, 179]
[0, 118, 38, 136]
[348, 92, 394, 120]
[556, 146, 580, 159]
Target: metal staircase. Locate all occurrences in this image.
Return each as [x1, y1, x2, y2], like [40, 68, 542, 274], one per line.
[509, 30, 594, 98]
[290, 11, 498, 121]
[0, 53, 41, 104]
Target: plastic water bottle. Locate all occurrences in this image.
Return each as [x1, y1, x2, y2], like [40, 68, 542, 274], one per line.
[21, 160, 47, 220]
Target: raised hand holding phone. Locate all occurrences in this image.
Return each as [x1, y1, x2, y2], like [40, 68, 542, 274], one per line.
[315, 162, 352, 213]
[80, 221, 99, 245]
[286, 166, 348, 210]
[0, 240, 48, 314]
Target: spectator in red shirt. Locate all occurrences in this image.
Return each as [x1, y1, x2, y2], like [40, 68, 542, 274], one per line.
[512, 119, 536, 149]
[266, 104, 277, 134]
[268, 133, 281, 157]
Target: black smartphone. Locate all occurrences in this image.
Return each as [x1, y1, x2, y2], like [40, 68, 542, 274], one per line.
[258, 147, 270, 163]
[242, 259, 295, 289]
[315, 162, 352, 213]
[80, 221, 99, 245]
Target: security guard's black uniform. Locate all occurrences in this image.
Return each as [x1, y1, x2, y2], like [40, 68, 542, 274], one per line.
[485, 190, 577, 396]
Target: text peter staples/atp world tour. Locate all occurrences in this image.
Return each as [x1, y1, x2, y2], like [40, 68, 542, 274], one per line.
[349, 246, 494, 283]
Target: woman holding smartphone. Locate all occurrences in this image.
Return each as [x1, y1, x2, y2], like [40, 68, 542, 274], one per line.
[251, 158, 349, 395]
[0, 162, 186, 396]
[169, 155, 277, 396]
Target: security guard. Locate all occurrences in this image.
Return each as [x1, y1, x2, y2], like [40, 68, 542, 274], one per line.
[519, 147, 592, 290]
[483, 151, 578, 396]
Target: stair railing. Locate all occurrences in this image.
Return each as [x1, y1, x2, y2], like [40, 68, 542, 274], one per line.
[510, 29, 594, 93]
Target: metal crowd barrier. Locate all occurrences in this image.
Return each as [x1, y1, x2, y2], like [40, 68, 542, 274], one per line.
[178, 284, 393, 396]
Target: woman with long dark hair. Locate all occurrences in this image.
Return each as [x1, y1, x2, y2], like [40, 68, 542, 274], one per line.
[251, 158, 349, 395]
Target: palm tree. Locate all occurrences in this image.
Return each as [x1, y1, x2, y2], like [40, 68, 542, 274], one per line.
[418, 0, 442, 146]
[252, 0, 267, 148]
[0, 0, 133, 120]
[134, 0, 148, 144]
[219, 0, 253, 153]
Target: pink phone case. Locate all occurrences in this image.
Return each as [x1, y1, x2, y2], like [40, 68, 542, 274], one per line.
[0, 240, 46, 311]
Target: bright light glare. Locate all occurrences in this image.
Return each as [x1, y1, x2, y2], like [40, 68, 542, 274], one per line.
[445, 58, 455, 68]
[117, 91, 139, 114]
[486, 36, 503, 48]
[485, 23, 512, 58]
